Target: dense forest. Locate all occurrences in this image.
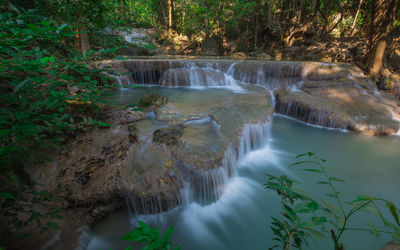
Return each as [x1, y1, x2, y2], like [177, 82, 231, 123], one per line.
[1, 0, 400, 249]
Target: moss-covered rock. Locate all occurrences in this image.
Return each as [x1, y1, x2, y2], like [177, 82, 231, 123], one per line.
[153, 126, 183, 145]
[138, 93, 168, 107]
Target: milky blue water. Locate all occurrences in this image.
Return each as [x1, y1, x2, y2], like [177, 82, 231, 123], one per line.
[88, 112, 400, 250]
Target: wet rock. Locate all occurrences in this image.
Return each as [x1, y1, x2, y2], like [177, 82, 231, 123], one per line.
[275, 84, 399, 135]
[153, 126, 183, 145]
[379, 70, 400, 98]
[90, 203, 117, 218]
[76, 173, 90, 186]
[201, 36, 224, 56]
[108, 108, 145, 124]
[138, 93, 168, 107]
[257, 53, 272, 60]
[128, 124, 137, 132]
[231, 52, 247, 58]
[247, 51, 272, 60]
[382, 240, 400, 250]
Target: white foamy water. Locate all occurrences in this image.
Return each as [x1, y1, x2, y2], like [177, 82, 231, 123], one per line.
[87, 115, 400, 250]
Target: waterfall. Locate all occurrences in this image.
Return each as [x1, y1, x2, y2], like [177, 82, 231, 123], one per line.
[123, 119, 272, 215]
[122, 60, 310, 91]
[180, 120, 271, 206]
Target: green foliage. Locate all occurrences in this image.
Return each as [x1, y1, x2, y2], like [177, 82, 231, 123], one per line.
[122, 221, 180, 250]
[0, 6, 119, 246]
[0, 9, 114, 175]
[266, 152, 400, 250]
[0, 180, 65, 244]
[265, 175, 325, 250]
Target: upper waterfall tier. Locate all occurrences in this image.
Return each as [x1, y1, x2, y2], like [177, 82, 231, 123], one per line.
[99, 59, 364, 90]
[100, 59, 400, 135]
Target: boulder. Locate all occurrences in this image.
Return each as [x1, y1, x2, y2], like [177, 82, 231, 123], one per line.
[138, 93, 168, 107]
[379, 70, 400, 98]
[275, 79, 400, 135]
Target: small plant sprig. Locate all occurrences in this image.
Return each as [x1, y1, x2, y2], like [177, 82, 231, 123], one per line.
[121, 221, 180, 250]
[266, 152, 400, 250]
[265, 175, 326, 250]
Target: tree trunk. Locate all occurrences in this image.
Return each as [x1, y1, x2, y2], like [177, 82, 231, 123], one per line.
[168, 0, 173, 34]
[366, 0, 398, 81]
[74, 28, 80, 52]
[350, 0, 363, 36]
[79, 26, 90, 54]
[255, 0, 261, 48]
[205, 17, 210, 38]
[182, 0, 186, 30]
[265, 0, 272, 29]
[160, 1, 167, 30]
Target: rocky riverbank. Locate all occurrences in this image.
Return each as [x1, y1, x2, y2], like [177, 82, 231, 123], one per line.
[28, 84, 272, 249]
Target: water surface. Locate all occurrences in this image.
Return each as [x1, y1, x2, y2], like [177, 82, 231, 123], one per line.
[88, 112, 400, 250]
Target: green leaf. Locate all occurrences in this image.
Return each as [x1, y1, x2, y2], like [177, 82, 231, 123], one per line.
[0, 129, 12, 139]
[90, 120, 112, 128]
[367, 222, 381, 237]
[41, 56, 55, 64]
[307, 201, 320, 212]
[328, 177, 345, 183]
[321, 199, 341, 216]
[47, 222, 59, 230]
[353, 195, 375, 202]
[0, 193, 15, 200]
[302, 168, 323, 173]
[386, 201, 400, 226]
[41, 20, 51, 27]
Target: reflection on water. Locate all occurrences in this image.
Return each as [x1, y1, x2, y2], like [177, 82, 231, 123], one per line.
[88, 115, 400, 250]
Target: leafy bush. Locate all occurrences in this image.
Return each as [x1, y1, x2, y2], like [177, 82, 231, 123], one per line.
[0, 9, 113, 178]
[266, 152, 400, 250]
[0, 8, 117, 246]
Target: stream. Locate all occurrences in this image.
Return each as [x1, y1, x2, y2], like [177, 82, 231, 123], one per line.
[87, 85, 400, 250]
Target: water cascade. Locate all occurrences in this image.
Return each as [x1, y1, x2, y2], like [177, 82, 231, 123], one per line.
[180, 121, 271, 206]
[122, 119, 272, 215]
[112, 60, 310, 90]
[83, 59, 400, 250]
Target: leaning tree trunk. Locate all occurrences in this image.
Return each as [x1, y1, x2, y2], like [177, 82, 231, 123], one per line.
[350, 0, 363, 36]
[366, 0, 398, 81]
[159, 1, 167, 29]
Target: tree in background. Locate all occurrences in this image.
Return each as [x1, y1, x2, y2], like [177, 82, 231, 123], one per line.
[366, 0, 399, 81]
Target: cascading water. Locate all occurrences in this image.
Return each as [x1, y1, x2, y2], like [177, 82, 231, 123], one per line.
[124, 60, 307, 90]
[85, 59, 400, 250]
[180, 120, 272, 206]
[121, 119, 272, 216]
